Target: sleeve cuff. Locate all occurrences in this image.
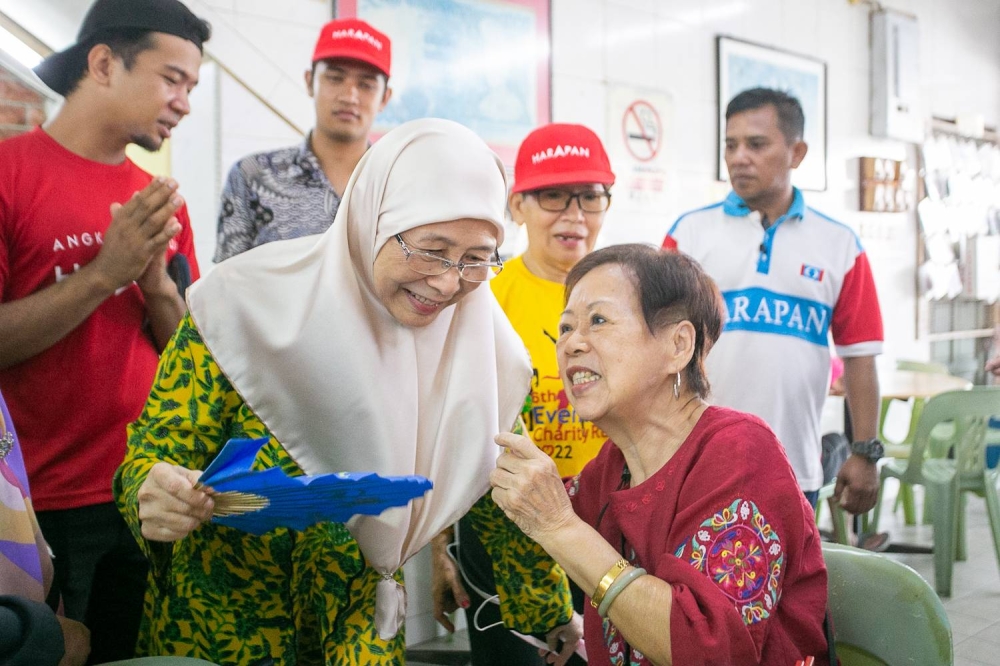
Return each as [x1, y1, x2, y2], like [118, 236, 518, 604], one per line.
[834, 341, 883, 358]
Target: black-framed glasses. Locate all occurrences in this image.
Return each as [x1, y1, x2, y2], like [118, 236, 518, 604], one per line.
[529, 188, 612, 213]
[395, 235, 503, 282]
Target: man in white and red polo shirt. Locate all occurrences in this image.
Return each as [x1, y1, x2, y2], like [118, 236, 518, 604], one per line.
[664, 87, 884, 515]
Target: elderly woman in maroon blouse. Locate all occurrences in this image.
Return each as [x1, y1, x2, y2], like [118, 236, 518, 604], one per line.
[490, 245, 830, 665]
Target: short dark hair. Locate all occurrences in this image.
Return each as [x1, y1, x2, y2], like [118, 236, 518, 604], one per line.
[65, 22, 210, 96]
[726, 87, 805, 144]
[564, 244, 723, 399]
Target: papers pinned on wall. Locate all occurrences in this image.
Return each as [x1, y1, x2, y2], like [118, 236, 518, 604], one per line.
[918, 261, 963, 301]
[960, 234, 1000, 302]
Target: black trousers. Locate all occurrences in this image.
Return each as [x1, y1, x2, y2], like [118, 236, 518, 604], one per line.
[457, 515, 586, 666]
[36, 502, 148, 665]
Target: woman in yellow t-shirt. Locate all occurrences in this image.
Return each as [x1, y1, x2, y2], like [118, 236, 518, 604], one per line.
[434, 124, 615, 666]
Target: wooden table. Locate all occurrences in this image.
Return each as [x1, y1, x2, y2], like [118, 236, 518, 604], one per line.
[880, 370, 972, 400]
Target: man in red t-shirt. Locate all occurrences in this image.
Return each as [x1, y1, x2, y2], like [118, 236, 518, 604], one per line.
[0, 0, 210, 661]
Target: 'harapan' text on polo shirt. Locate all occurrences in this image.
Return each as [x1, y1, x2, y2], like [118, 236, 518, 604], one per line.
[722, 287, 831, 346]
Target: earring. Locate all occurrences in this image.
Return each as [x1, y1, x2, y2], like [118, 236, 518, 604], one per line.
[673, 372, 681, 399]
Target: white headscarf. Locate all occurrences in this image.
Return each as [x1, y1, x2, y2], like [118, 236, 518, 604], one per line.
[187, 118, 531, 639]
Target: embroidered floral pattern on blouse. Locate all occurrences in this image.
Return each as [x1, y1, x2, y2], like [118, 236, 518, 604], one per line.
[674, 498, 783, 626]
[602, 617, 646, 666]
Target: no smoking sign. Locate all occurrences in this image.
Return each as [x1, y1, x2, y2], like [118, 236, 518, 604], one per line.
[622, 100, 662, 162]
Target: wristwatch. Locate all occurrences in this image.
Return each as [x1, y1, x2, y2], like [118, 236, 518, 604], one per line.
[850, 438, 885, 463]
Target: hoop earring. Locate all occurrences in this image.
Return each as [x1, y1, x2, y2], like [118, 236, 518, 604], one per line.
[673, 372, 681, 399]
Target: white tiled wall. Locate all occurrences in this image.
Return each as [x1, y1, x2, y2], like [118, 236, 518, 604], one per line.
[542, 0, 1000, 364]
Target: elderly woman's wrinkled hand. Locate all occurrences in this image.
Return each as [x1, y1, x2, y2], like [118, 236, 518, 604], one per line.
[137, 462, 215, 542]
[490, 432, 577, 542]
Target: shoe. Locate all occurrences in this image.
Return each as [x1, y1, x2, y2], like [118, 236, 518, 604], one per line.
[858, 532, 890, 552]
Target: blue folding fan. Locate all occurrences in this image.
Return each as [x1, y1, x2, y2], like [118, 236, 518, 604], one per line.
[196, 437, 432, 535]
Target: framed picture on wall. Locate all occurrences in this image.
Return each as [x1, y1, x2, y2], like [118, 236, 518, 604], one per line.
[717, 35, 827, 191]
[334, 0, 551, 165]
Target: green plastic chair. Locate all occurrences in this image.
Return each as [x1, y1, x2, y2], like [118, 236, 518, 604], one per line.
[895, 359, 950, 374]
[878, 396, 922, 524]
[870, 387, 1000, 596]
[815, 482, 850, 544]
[878, 360, 958, 526]
[823, 542, 953, 665]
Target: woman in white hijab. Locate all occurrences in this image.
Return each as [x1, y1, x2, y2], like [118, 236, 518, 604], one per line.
[113, 119, 574, 665]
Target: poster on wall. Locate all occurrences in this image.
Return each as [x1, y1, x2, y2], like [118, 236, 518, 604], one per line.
[335, 0, 551, 165]
[717, 35, 827, 191]
[606, 85, 672, 211]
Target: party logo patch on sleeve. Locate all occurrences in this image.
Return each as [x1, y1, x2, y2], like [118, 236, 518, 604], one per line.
[674, 498, 783, 626]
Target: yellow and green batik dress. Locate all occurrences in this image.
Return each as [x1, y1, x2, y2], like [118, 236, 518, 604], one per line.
[114, 314, 571, 665]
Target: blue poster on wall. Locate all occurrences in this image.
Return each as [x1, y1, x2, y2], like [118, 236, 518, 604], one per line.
[339, 0, 551, 165]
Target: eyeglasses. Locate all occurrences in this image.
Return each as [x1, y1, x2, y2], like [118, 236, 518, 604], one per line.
[529, 188, 612, 213]
[395, 235, 503, 282]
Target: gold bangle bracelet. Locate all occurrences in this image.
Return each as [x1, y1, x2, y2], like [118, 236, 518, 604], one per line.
[590, 558, 631, 608]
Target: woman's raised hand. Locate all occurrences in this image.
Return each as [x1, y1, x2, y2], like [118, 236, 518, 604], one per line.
[137, 462, 215, 542]
[490, 432, 576, 541]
